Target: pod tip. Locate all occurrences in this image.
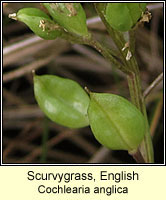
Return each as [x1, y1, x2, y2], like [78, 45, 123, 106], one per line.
[8, 13, 17, 20]
[84, 86, 91, 95]
[32, 70, 36, 76]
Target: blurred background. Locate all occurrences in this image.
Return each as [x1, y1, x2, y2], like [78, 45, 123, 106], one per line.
[3, 3, 164, 164]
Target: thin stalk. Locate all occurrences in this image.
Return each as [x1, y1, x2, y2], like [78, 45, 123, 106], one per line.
[143, 72, 163, 98]
[86, 37, 131, 74]
[40, 117, 49, 163]
[129, 149, 145, 163]
[94, 3, 132, 71]
[127, 63, 154, 163]
[127, 34, 154, 163]
[61, 30, 131, 74]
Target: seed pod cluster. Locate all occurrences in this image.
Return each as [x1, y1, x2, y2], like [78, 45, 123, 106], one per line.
[34, 74, 145, 150]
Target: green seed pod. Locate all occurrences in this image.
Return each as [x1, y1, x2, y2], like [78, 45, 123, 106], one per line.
[34, 74, 90, 128]
[43, 3, 89, 37]
[88, 92, 145, 151]
[105, 3, 147, 32]
[9, 8, 62, 40]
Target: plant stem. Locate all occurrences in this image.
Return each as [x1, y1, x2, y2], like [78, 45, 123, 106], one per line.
[94, 3, 131, 69]
[129, 149, 145, 163]
[60, 3, 154, 163]
[127, 57, 154, 163]
[89, 37, 154, 162]
[87, 34, 154, 162]
[127, 28, 154, 162]
[61, 30, 131, 74]
[94, 3, 154, 163]
[87, 37, 131, 74]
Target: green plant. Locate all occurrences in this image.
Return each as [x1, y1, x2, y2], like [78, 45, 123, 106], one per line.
[88, 92, 145, 152]
[33, 74, 90, 128]
[105, 3, 147, 32]
[9, 3, 154, 163]
[13, 8, 62, 40]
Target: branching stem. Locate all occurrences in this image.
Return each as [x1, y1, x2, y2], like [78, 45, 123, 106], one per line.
[94, 3, 154, 163]
[60, 3, 154, 163]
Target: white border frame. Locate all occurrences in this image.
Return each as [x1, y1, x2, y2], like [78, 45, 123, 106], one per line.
[1, 1, 165, 166]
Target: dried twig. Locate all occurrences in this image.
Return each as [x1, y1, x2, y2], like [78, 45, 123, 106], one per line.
[88, 147, 111, 163]
[3, 55, 54, 83]
[143, 72, 163, 98]
[150, 94, 163, 137]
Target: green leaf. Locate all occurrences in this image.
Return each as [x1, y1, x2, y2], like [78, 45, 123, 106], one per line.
[43, 3, 89, 37]
[13, 8, 62, 40]
[105, 3, 147, 32]
[88, 92, 145, 151]
[34, 74, 90, 128]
